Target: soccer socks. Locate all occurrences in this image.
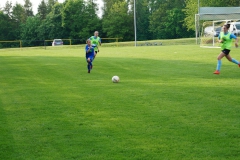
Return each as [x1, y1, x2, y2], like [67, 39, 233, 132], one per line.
[89, 62, 92, 69]
[214, 60, 221, 74]
[215, 59, 239, 74]
[231, 58, 239, 65]
[216, 60, 221, 71]
[87, 63, 91, 70]
[87, 62, 92, 71]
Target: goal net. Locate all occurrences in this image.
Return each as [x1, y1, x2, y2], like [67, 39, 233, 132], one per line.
[200, 19, 240, 48]
[200, 20, 227, 48]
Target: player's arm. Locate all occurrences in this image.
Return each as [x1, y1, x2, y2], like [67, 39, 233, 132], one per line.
[231, 34, 238, 48]
[86, 46, 92, 53]
[218, 35, 223, 43]
[99, 38, 102, 46]
[235, 37, 238, 48]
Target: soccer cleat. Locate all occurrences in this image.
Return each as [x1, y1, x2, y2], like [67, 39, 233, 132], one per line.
[213, 70, 220, 74]
[88, 70, 90, 73]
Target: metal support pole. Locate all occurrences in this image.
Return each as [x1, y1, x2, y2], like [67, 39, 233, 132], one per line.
[134, 0, 137, 47]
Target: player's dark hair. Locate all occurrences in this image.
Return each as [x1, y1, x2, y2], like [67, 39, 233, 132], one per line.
[224, 24, 230, 29]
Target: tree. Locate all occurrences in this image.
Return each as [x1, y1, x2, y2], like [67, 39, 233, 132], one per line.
[101, 0, 125, 38]
[148, 0, 194, 39]
[134, 0, 151, 40]
[12, 3, 27, 23]
[20, 16, 42, 46]
[38, 0, 48, 20]
[24, 0, 34, 16]
[3, 0, 12, 17]
[84, 0, 102, 38]
[62, 0, 100, 42]
[0, 11, 12, 40]
[102, 0, 122, 17]
[12, 3, 27, 39]
[102, 1, 133, 40]
[163, 8, 194, 38]
[183, 0, 200, 31]
[39, 2, 67, 41]
[46, 0, 57, 14]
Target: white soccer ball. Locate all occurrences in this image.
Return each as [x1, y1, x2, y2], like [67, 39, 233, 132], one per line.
[112, 76, 120, 83]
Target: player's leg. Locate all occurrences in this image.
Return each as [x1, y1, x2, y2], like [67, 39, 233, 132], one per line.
[214, 52, 225, 74]
[225, 54, 240, 66]
[89, 56, 93, 69]
[87, 58, 91, 73]
[94, 51, 97, 59]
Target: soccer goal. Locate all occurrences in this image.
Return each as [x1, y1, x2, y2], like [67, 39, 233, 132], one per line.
[200, 20, 229, 48]
[195, 7, 240, 48]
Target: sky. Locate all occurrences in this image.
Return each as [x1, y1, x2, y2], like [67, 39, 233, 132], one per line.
[0, 0, 103, 17]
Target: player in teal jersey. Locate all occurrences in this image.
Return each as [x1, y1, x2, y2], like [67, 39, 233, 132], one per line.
[214, 24, 239, 75]
[89, 31, 101, 59]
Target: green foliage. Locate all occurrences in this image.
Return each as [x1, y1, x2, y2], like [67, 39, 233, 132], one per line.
[20, 16, 43, 46]
[102, 1, 133, 40]
[12, 3, 27, 24]
[46, 0, 58, 14]
[2, 0, 12, 17]
[164, 8, 194, 38]
[62, 0, 100, 42]
[183, 0, 197, 31]
[0, 45, 240, 159]
[23, 0, 34, 17]
[40, 2, 67, 40]
[102, 0, 125, 17]
[0, 10, 19, 45]
[0, 11, 12, 40]
[148, 0, 193, 39]
[134, 0, 151, 40]
[37, 0, 48, 20]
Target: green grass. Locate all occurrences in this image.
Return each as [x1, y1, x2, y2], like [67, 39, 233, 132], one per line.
[0, 45, 240, 160]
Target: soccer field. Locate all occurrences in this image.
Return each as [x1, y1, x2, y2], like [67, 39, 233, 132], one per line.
[0, 45, 240, 159]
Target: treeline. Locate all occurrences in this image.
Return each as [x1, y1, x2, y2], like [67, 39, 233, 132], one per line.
[0, 0, 239, 48]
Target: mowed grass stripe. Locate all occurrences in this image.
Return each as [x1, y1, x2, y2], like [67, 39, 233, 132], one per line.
[0, 45, 240, 159]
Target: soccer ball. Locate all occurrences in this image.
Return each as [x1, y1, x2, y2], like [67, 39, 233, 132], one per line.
[112, 76, 120, 83]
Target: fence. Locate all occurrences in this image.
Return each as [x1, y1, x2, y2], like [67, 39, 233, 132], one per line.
[0, 38, 123, 49]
